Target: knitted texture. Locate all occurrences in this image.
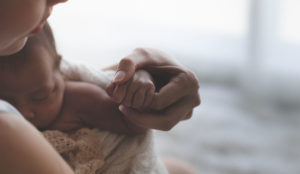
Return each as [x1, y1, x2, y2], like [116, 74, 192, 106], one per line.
[43, 128, 104, 174]
[43, 128, 169, 174]
[53, 59, 169, 174]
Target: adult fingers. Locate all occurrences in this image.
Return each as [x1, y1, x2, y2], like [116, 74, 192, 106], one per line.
[113, 48, 178, 85]
[123, 82, 138, 107]
[151, 71, 200, 110]
[119, 105, 167, 130]
[111, 83, 129, 103]
[184, 111, 193, 120]
[113, 48, 155, 84]
[113, 58, 136, 84]
[162, 93, 200, 125]
[119, 93, 200, 131]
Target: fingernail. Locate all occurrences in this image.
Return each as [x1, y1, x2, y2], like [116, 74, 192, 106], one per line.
[114, 71, 125, 82]
[119, 105, 125, 112]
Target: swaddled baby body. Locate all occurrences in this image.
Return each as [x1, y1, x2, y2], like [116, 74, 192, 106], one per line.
[0, 23, 151, 134]
[0, 23, 168, 173]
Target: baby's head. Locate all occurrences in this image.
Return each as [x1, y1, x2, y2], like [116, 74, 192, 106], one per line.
[0, 23, 65, 130]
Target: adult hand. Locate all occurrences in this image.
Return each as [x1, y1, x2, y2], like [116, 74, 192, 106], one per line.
[106, 48, 201, 131]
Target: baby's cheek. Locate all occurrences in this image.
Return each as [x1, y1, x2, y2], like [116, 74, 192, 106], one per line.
[34, 104, 60, 128]
[48, 96, 63, 115]
[34, 95, 61, 118]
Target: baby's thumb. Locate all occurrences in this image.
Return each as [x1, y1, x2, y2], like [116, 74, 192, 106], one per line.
[113, 58, 136, 84]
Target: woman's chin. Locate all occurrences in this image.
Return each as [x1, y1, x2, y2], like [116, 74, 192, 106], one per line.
[0, 37, 28, 56]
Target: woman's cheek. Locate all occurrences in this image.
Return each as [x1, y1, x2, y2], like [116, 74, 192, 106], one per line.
[15, 1, 45, 35]
[0, 0, 46, 55]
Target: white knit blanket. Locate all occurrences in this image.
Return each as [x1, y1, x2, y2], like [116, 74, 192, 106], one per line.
[57, 59, 168, 174]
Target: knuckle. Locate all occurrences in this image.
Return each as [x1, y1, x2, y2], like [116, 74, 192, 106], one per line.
[134, 48, 150, 58]
[184, 71, 200, 90]
[194, 93, 201, 106]
[145, 81, 155, 89]
[136, 80, 144, 86]
[176, 72, 190, 85]
[185, 111, 193, 120]
[119, 57, 134, 67]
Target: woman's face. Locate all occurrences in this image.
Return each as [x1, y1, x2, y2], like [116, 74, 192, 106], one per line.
[0, 0, 67, 56]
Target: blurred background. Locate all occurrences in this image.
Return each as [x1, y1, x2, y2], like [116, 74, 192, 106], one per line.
[49, 0, 300, 173]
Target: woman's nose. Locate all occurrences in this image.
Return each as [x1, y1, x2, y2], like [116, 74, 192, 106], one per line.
[47, 0, 68, 6]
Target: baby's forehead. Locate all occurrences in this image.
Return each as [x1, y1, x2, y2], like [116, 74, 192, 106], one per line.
[0, 55, 53, 94]
[0, 47, 48, 71]
[0, 27, 57, 75]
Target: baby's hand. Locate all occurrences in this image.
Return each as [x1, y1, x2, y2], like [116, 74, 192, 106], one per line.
[106, 70, 155, 110]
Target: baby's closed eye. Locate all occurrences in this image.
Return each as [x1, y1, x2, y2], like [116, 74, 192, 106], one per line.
[31, 84, 57, 103]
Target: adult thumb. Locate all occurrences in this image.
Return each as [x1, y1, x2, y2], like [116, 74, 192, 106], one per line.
[113, 58, 136, 84]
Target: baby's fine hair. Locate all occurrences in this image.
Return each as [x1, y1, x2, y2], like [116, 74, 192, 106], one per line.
[43, 22, 62, 69]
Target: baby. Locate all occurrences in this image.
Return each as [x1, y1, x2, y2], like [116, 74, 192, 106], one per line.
[0, 23, 155, 135]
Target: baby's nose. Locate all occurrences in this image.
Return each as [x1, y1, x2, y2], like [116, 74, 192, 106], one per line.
[17, 106, 35, 119]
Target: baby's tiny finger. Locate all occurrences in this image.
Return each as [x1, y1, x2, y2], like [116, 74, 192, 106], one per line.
[123, 83, 138, 107]
[112, 83, 128, 103]
[143, 87, 155, 109]
[132, 88, 147, 109]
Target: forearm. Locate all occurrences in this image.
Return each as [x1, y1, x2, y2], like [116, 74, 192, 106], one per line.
[84, 94, 148, 135]
[0, 113, 74, 174]
[65, 81, 147, 135]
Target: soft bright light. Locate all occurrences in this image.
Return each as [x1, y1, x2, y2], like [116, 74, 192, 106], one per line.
[49, 0, 248, 67]
[280, 0, 300, 43]
[50, 0, 247, 35]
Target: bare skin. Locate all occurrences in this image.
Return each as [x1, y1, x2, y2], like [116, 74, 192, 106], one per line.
[0, 1, 73, 173]
[0, 0, 201, 172]
[106, 48, 201, 131]
[48, 81, 147, 134]
[0, 0, 68, 56]
[0, 112, 74, 174]
[0, 29, 150, 135]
